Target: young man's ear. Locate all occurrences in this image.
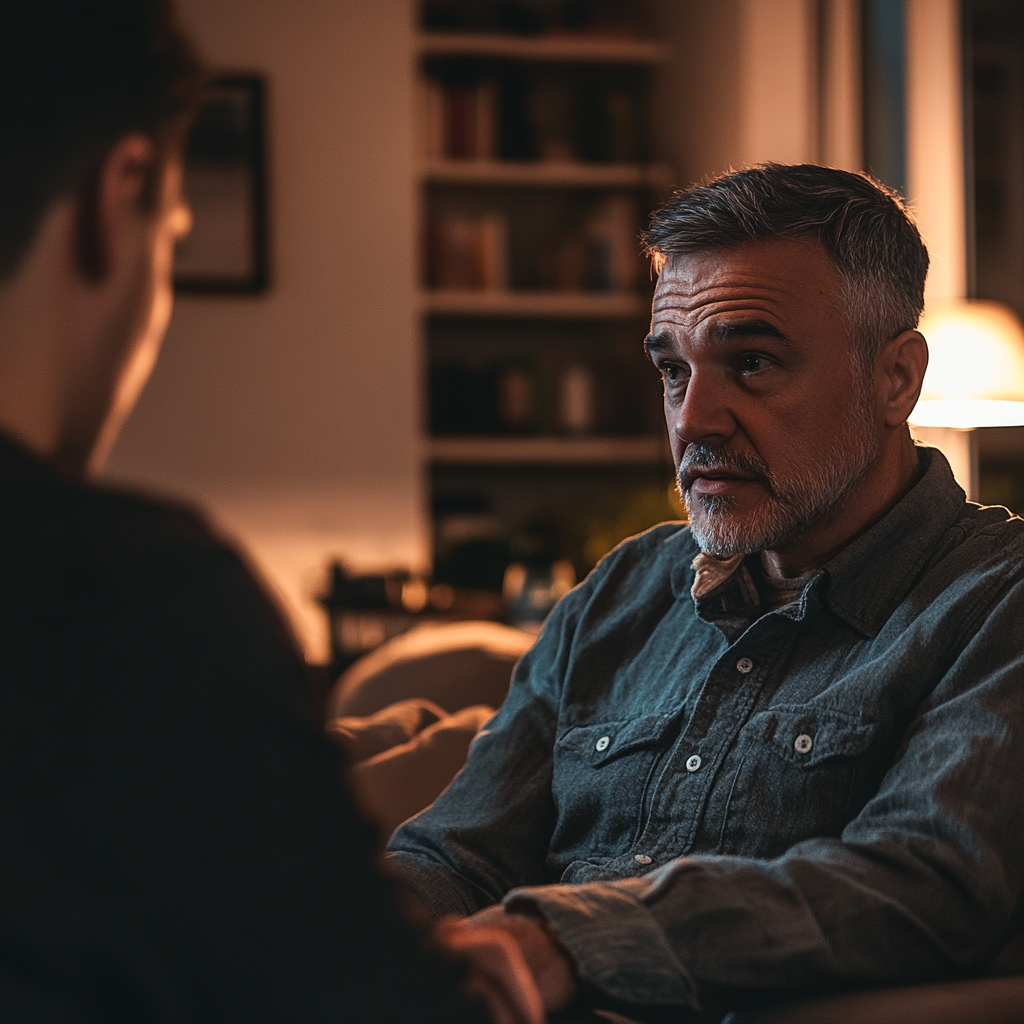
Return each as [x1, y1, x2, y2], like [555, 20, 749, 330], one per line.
[75, 134, 155, 282]
[878, 329, 929, 427]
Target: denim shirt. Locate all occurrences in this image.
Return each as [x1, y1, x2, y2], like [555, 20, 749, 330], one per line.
[388, 447, 1024, 1019]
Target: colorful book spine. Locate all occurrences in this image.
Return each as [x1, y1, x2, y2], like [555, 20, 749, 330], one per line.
[419, 76, 499, 161]
[427, 212, 509, 290]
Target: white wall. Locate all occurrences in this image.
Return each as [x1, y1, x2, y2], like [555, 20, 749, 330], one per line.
[905, 0, 966, 304]
[735, 0, 818, 168]
[653, 0, 964, 300]
[105, 0, 423, 660]
[653, 0, 837, 187]
[652, 0, 746, 188]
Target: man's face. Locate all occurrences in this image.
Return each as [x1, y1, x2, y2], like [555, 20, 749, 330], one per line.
[646, 238, 881, 560]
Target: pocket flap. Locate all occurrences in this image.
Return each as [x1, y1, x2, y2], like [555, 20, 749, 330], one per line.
[558, 711, 679, 767]
[756, 706, 876, 767]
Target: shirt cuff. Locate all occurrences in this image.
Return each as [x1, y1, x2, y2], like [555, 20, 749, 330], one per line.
[503, 879, 699, 1013]
[385, 850, 481, 919]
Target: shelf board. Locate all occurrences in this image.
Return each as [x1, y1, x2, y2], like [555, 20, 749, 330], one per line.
[421, 159, 674, 189]
[421, 289, 649, 318]
[417, 31, 669, 64]
[428, 435, 669, 465]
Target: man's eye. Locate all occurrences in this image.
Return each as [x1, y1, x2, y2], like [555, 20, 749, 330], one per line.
[740, 353, 771, 374]
[660, 363, 686, 383]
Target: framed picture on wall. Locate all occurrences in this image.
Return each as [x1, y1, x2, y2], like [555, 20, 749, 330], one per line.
[174, 75, 269, 294]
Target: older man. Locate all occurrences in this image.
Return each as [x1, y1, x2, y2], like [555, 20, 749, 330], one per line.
[388, 165, 1024, 1018]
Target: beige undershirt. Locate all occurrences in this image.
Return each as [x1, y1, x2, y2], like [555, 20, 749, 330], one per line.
[690, 553, 744, 601]
[690, 550, 815, 613]
[759, 553, 816, 611]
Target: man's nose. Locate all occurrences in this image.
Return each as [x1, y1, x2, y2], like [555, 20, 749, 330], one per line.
[670, 371, 737, 445]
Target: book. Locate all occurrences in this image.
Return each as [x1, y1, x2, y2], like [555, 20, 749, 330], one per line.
[427, 211, 509, 290]
[584, 194, 638, 292]
[558, 363, 596, 433]
[419, 76, 445, 158]
[478, 212, 508, 289]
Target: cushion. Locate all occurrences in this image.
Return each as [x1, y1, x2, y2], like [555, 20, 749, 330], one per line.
[326, 620, 535, 718]
[348, 704, 496, 838]
[326, 697, 447, 764]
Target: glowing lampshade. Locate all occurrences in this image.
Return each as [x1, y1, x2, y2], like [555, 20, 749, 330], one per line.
[910, 300, 1024, 428]
[909, 300, 1024, 500]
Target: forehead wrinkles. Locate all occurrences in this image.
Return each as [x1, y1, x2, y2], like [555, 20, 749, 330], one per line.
[651, 274, 793, 331]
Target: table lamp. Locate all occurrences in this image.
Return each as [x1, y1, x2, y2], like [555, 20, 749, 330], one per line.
[908, 299, 1024, 500]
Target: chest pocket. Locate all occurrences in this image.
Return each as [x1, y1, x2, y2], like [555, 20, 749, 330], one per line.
[552, 712, 679, 859]
[719, 705, 879, 858]
[558, 712, 679, 766]
[761, 707, 876, 767]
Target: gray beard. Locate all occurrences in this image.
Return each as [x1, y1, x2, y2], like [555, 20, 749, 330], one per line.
[680, 389, 879, 559]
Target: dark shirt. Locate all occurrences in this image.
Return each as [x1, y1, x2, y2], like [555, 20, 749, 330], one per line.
[0, 433, 480, 1023]
[389, 446, 1024, 1019]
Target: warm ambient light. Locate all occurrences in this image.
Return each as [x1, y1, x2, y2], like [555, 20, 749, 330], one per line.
[910, 300, 1024, 427]
[909, 300, 1024, 500]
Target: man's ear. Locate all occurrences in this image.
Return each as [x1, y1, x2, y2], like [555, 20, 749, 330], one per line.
[876, 329, 928, 427]
[75, 134, 155, 282]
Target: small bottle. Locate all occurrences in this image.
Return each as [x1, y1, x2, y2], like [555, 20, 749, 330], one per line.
[559, 363, 595, 434]
[499, 364, 535, 432]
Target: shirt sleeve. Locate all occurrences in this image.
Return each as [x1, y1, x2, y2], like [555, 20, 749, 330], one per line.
[386, 566, 597, 918]
[502, 577, 1024, 1019]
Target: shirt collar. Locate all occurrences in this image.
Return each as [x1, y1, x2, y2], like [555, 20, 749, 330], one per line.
[671, 445, 965, 638]
[689, 551, 763, 641]
[820, 445, 966, 636]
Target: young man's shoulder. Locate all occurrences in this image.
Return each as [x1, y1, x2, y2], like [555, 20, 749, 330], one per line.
[0, 431, 303, 700]
[1, 431, 227, 570]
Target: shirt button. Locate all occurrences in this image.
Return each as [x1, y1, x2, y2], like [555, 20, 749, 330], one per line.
[634, 854, 652, 865]
[794, 733, 813, 754]
[595, 735, 610, 752]
[686, 754, 702, 772]
[736, 657, 754, 674]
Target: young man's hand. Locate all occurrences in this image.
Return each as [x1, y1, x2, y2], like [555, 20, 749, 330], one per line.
[434, 915, 546, 1024]
[455, 903, 580, 1013]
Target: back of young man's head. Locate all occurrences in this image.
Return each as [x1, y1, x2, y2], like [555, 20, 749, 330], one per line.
[0, 0, 204, 282]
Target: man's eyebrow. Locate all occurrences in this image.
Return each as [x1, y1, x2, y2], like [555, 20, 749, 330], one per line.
[645, 321, 792, 356]
[643, 332, 673, 357]
[709, 319, 792, 343]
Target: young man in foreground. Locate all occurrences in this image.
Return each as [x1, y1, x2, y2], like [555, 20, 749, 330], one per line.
[0, 3, 540, 1021]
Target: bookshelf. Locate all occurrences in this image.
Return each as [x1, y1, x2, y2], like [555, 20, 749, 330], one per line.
[422, 158, 673, 189]
[420, 288, 648, 318]
[417, 5, 676, 590]
[417, 31, 669, 64]
[428, 435, 668, 465]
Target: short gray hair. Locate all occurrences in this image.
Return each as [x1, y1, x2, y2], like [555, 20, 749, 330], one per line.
[642, 164, 930, 373]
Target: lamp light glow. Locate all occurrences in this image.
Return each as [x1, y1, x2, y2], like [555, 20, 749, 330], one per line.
[908, 399, 1024, 429]
[910, 300, 1024, 428]
[908, 300, 1024, 500]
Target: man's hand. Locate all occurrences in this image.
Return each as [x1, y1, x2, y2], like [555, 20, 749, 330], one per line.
[458, 903, 580, 1013]
[434, 916, 546, 1024]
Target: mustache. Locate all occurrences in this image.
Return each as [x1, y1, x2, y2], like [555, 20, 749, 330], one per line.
[678, 443, 776, 497]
